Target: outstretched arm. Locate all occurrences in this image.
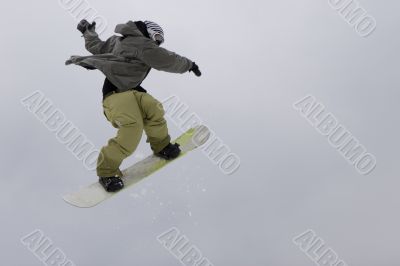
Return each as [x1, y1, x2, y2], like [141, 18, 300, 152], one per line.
[77, 20, 117, 55]
[83, 31, 117, 55]
[140, 44, 194, 74]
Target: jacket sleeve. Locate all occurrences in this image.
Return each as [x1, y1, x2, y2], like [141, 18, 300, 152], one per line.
[139, 45, 193, 74]
[83, 30, 118, 55]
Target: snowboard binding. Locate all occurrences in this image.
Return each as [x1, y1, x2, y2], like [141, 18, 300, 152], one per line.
[155, 143, 181, 160]
[99, 176, 124, 192]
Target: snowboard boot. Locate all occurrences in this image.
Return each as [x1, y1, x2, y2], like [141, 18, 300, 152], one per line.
[99, 176, 124, 192]
[155, 143, 181, 160]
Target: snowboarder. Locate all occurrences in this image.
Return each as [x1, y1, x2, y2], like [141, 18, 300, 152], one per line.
[66, 19, 201, 192]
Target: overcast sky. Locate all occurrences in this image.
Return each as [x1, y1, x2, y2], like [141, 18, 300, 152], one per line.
[1, 0, 399, 265]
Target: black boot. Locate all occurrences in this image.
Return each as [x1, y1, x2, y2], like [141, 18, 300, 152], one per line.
[99, 176, 124, 192]
[155, 143, 181, 160]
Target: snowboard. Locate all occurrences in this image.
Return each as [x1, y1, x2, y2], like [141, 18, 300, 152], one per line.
[63, 125, 210, 208]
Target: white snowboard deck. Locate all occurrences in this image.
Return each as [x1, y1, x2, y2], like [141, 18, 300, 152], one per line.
[63, 126, 210, 208]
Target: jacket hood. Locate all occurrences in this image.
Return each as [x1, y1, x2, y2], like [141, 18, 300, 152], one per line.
[114, 21, 144, 37]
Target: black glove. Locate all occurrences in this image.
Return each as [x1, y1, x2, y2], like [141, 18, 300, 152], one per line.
[77, 19, 96, 34]
[190, 62, 202, 77]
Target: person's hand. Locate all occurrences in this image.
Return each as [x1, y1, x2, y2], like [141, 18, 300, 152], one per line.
[190, 62, 202, 77]
[77, 19, 96, 34]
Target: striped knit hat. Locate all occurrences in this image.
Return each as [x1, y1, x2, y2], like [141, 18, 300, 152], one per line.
[144, 21, 165, 45]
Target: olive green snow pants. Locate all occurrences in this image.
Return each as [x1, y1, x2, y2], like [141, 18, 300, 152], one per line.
[96, 90, 170, 177]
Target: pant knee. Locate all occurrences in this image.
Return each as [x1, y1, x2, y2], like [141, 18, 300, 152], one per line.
[114, 123, 143, 156]
[137, 93, 165, 121]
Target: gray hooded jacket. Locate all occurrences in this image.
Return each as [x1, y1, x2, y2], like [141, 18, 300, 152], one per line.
[66, 21, 193, 92]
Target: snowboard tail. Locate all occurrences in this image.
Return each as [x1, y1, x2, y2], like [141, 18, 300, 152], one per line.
[62, 125, 210, 208]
